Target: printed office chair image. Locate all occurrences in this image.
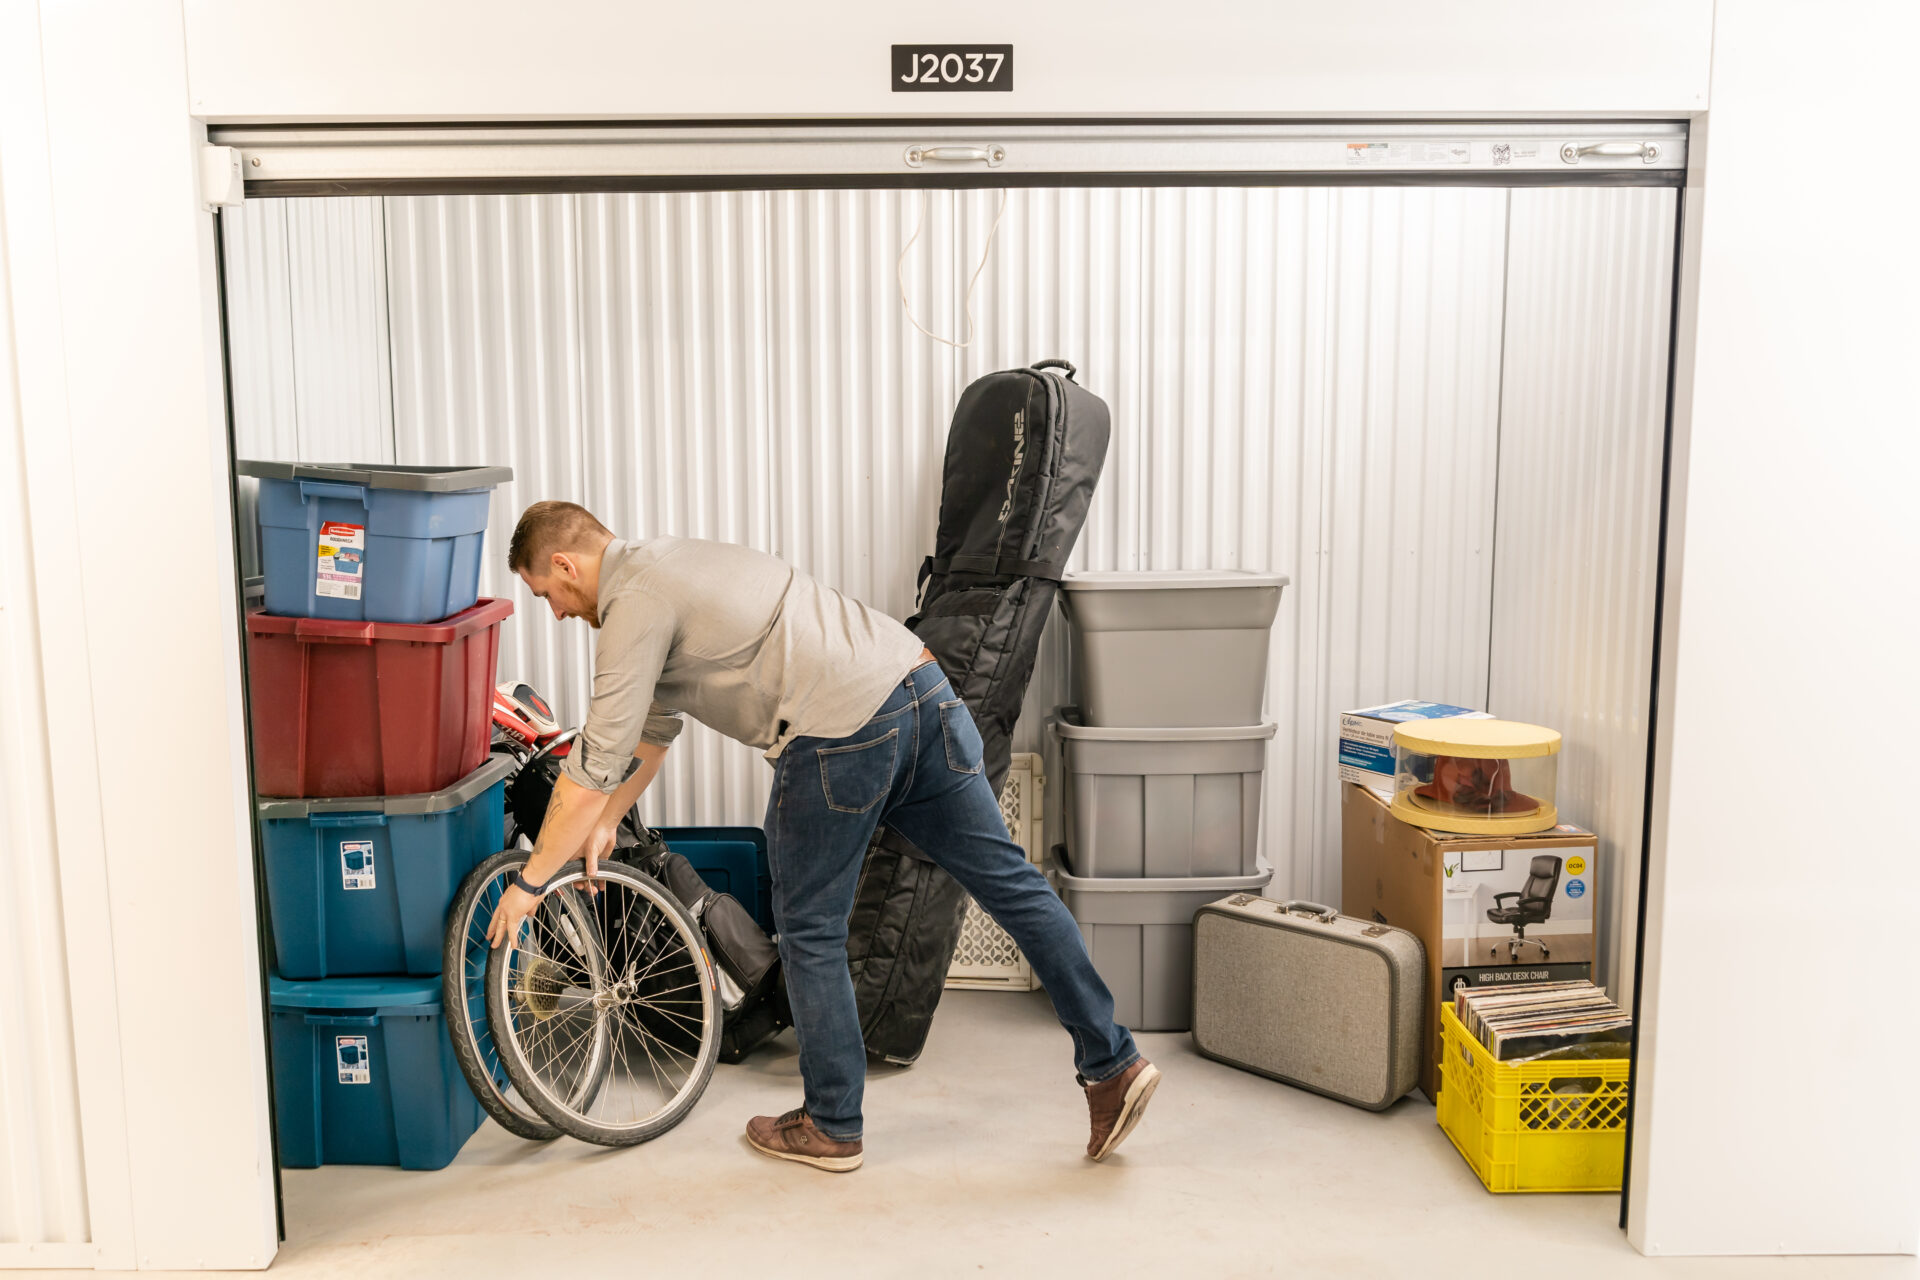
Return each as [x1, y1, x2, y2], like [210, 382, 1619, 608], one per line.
[1486, 854, 1563, 960]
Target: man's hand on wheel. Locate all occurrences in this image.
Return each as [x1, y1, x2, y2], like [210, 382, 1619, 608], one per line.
[487, 881, 542, 954]
[578, 823, 618, 897]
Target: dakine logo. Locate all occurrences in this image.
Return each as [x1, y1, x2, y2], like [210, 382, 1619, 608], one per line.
[997, 410, 1026, 524]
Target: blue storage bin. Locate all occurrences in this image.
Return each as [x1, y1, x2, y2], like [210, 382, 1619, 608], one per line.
[268, 975, 482, 1170]
[239, 461, 512, 624]
[258, 755, 513, 979]
[657, 827, 773, 932]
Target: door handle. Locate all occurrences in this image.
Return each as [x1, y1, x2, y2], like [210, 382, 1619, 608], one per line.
[903, 144, 1006, 169]
[1559, 140, 1661, 165]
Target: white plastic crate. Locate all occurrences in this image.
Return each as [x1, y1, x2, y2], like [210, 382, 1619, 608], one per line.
[946, 753, 1046, 991]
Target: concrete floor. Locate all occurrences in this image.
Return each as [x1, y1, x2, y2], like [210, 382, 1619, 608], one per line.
[59, 991, 1919, 1279]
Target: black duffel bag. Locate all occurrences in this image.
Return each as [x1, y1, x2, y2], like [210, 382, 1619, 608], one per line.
[849, 358, 1111, 1064]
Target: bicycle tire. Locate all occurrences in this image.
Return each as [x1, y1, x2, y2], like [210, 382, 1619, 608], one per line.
[486, 861, 721, 1147]
[443, 849, 611, 1141]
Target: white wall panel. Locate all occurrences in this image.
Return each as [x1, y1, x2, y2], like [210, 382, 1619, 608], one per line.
[0, 173, 89, 1254]
[1491, 187, 1676, 1004]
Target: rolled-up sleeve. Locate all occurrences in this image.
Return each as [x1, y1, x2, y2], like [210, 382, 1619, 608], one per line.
[561, 590, 681, 793]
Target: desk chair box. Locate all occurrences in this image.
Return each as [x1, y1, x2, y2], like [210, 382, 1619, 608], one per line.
[1339, 784, 1597, 1102]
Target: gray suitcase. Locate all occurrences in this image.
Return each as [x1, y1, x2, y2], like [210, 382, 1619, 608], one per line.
[1191, 896, 1425, 1111]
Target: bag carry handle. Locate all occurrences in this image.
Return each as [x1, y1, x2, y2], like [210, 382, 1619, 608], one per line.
[1031, 358, 1077, 380]
[1278, 900, 1338, 923]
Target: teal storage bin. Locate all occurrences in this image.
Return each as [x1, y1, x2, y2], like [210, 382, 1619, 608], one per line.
[239, 461, 511, 624]
[268, 975, 482, 1170]
[657, 827, 773, 932]
[258, 755, 513, 979]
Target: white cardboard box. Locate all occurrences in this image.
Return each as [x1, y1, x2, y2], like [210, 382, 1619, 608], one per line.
[1337, 699, 1491, 788]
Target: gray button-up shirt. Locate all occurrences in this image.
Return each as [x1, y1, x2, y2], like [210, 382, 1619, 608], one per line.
[560, 536, 926, 793]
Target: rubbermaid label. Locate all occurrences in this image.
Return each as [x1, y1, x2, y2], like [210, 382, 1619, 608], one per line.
[316, 521, 365, 600]
[336, 1036, 369, 1084]
[340, 840, 376, 890]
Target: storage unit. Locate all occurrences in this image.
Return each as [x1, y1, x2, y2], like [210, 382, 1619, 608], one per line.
[1052, 711, 1275, 878]
[1050, 848, 1271, 1032]
[947, 753, 1046, 991]
[258, 755, 512, 978]
[1436, 1004, 1629, 1193]
[239, 461, 511, 623]
[1058, 571, 1288, 727]
[268, 975, 484, 1171]
[655, 826, 773, 934]
[245, 598, 513, 798]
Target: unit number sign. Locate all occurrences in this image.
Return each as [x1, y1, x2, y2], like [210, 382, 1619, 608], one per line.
[891, 45, 1013, 92]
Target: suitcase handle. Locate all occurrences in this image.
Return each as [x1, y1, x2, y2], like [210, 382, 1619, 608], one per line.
[1278, 899, 1338, 923]
[1031, 358, 1078, 381]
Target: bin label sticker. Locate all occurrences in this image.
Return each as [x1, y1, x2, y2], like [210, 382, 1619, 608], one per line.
[1565, 878, 1586, 899]
[340, 840, 376, 890]
[1566, 855, 1587, 876]
[335, 1035, 370, 1084]
[316, 521, 365, 601]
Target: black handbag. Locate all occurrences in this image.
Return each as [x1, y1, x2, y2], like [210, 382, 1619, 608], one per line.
[617, 839, 789, 1063]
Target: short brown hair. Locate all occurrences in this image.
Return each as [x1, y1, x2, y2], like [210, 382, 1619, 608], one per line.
[508, 501, 613, 573]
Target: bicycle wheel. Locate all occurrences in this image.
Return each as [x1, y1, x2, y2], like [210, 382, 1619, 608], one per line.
[487, 860, 721, 1147]
[443, 849, 610, 1141]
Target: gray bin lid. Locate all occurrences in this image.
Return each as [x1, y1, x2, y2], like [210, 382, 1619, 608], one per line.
[1062, 569, 1289, 591]
[236, 460, 513, 492]
[1051, 708, 1278, 743]
[257, 753, 516, 820]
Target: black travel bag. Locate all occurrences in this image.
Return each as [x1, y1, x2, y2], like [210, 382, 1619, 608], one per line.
[847, 358, 1111, 1064]
[616, 835, 791, 1064]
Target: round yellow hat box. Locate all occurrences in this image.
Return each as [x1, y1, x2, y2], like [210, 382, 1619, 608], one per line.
[1387, 718, 1562, 836]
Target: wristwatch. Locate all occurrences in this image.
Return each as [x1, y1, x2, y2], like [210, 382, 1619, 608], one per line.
[511, 869, 550, 896]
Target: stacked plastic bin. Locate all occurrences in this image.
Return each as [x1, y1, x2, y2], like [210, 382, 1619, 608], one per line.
[238, 461, 512, 1171]
[1050, 570, 1288, 1032]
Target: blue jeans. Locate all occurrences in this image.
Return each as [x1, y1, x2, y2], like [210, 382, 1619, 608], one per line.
[766, 660, 1140, 1141]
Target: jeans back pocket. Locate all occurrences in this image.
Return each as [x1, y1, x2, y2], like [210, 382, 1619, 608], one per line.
[817, 729, 900, 813]
[938, 700, 985, 776]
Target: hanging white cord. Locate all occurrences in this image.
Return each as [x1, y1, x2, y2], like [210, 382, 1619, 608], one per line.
[897, 187, 1008, 349]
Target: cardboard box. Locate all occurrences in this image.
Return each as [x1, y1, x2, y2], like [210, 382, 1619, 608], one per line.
[1340, 783, 1598, 1103]
[1337, 700, 1490, 789]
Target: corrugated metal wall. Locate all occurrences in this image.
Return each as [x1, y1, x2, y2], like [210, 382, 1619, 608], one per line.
[222, 196, 393, 577]
[1492, 187, 1677, 1000]
[220, 185, 1671, 935]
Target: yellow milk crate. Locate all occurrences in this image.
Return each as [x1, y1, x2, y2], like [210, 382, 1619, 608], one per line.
[1436, 1003, 1630, 1193]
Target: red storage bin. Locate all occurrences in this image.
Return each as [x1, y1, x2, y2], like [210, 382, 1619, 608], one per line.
[246, 598, 513, 798]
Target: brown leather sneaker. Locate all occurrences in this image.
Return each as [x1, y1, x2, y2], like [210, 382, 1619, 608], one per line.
[745, 1107, 864, 1173]
[1084, 1059, 1160, 1161]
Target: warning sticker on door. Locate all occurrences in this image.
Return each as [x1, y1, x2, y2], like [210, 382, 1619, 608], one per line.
[340, 840, 376, 890]
[1345, 142, 1406, 165]
[1346, 141, 1470, 166]
[316, 521, 365, 600]
[336, 1035, 370, 1084]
